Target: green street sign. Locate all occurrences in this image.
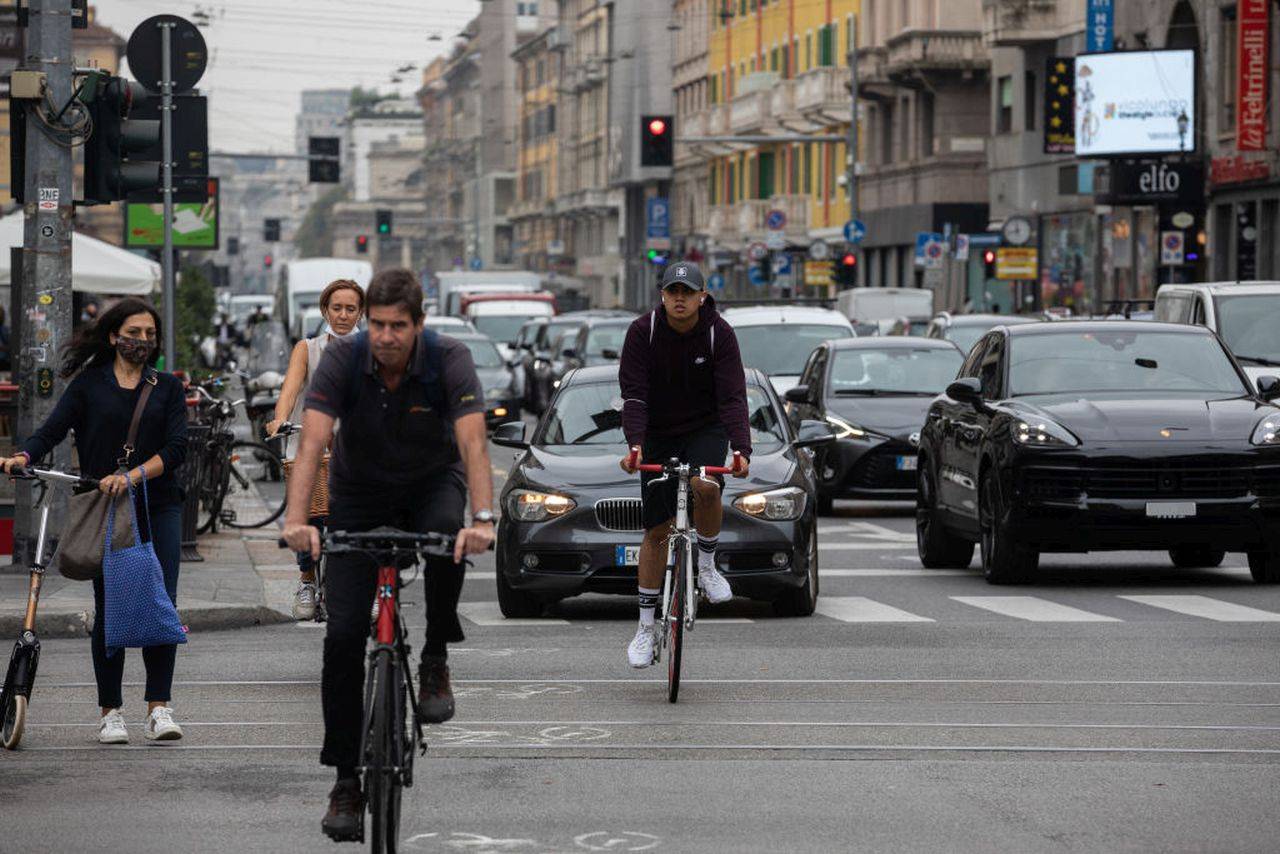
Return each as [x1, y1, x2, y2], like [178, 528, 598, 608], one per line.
[124, 177, 219, 249]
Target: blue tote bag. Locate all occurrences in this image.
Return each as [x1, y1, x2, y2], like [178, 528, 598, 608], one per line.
[102, 478, 187, 656]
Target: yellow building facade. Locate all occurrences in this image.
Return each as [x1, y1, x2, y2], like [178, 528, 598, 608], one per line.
[702, 0, 859, 243]
[512, 28, 560, 272]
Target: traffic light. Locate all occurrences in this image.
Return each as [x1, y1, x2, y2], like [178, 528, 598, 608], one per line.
[308, 135, 341, 183]
[264, 218, 281, 242]
[376, 209, 393, 235]
[82, 73, 162, 205]
[646, 248, 669, 266]
[264, 253, 273, 269]
[835, 251, 857, 287]
[982, 249, 997, 279]
[355, 234, 369, 254]
[640, 115, 673, 167]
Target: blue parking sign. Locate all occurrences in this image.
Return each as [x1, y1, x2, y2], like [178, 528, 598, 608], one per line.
[647, 197, 670, 239]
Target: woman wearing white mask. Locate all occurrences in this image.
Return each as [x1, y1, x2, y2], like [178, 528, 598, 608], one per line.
[267, 278, 364, 619]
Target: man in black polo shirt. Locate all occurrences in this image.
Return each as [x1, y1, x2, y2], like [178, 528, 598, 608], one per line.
[282, 269, 496, 841]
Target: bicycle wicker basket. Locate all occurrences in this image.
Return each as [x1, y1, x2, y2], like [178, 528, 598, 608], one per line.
[281, 454, 330, 518]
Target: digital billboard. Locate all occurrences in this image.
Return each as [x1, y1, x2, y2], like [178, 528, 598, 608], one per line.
[1074, 50, 1195, 156]
[125, 178, 219, 249]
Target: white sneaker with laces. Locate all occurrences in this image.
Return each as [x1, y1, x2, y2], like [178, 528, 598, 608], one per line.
[98, 708, 128, 744]
[627, 623, 657, 668]
[698, 563, 733, 604]
[144, 706, 184, 741]
[292, 581, 318, 620]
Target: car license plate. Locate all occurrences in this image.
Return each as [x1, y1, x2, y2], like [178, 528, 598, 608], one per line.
[896, 456, 918, 471]
[1146, 502, 1196, 519]
[615, 545, 641, 566]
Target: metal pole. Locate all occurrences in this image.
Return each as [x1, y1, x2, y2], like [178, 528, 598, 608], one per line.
[847, 15, 859, 281]
[12, 0, 75, 568]
[160, 21, 176, 371]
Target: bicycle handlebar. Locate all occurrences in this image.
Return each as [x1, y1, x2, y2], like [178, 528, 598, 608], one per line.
[633, 450, 741, 476]
[277, 528, 469, 559]
[9, 466, 100, 491]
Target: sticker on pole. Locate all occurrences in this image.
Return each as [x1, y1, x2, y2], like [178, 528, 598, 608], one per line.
[38, 188, 58, 211]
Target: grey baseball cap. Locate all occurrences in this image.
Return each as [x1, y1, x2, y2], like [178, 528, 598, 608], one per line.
[659, 260, 705, 291]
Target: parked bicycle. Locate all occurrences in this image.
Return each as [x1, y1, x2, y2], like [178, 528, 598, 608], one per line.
[1, 466, 99, 749]
[188, 382, 286, 533]
[632, 451, 738, 703]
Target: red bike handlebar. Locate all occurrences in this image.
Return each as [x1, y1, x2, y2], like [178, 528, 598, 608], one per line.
[632, 450, 741, 475]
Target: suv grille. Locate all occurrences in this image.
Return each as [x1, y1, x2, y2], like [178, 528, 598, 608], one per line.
[594, 498, 644, 531]
[1023, 463, 1277, 501]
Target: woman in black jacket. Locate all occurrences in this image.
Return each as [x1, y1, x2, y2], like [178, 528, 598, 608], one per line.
[1, 298, 188, 745]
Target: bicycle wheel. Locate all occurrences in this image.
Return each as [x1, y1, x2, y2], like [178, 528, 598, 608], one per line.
[195, 446, 229, 534]
[366, 651, 402, 854]
[667, 540, 686, 704]
[222, 442, 287, 529]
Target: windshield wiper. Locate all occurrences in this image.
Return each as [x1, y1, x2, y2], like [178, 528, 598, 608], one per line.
[833, 388, 882, 396]
[1234, 354, 1280, 367]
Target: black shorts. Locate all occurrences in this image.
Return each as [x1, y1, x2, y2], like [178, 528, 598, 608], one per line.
[640, 425, 730, 530]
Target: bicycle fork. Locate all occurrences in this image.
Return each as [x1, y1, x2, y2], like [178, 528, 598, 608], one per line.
[2, 505, 50, 708]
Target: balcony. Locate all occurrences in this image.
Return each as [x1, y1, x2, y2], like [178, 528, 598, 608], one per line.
[702, 197, 813, 245]
[706, 205, 736, 242]
[770, 78, 796, 122]
[681, 109, 709, 139]
[982, 0, 1074, 47]
[729, 89, 773, 133]
[794, 67, 852, 125]
[883, 31, 987, 77]
[770, 195, 810, 237]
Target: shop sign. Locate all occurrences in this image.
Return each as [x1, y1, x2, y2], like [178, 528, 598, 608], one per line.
[996, 248, 1038, 280]
[1237, 0, 1270, 152]
[1044, 57, 1075, 154]
[1210, 155, 1272, 186]
[804, 260, 833, 287]
[1101, 159, 1204, 205]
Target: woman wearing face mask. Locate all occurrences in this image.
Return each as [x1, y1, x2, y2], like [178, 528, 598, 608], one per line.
[0, 298, 188, 745]
[265, 278, 364, 620]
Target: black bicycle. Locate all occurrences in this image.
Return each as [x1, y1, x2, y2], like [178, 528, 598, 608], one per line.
[189, 382, 285, 532]
[1, 466, 99, 749]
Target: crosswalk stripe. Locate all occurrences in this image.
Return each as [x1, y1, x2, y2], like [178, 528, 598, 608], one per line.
[458, 602, 569, 626]
[950, 596, 1121, 622]
[814, 596, 934, 623]
[820, 543, 916, 551]
[1119, 595, 1280, 623]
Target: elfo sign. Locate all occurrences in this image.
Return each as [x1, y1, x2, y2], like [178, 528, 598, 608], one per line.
[1237, 0, 1269, 152]
[1102, 159, 1204, 205]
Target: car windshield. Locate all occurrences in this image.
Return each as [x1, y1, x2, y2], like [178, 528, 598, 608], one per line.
[1214, 294, 1280, 366]
[830, 348, 963, 394]
[539, 320, 582, 350]
[460, 338, 504, 368]
[540, 383, 787, 449]
[470, 315, 527, 344]
[736, 324, 853, 375]
[1010, 331, 1246, 396]
[584, 324, 629, 356]
[947, 324, 996, 354]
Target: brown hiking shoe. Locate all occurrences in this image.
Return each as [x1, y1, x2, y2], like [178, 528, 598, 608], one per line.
[418, 655, 456, 724]
[321, 778, 364, 842]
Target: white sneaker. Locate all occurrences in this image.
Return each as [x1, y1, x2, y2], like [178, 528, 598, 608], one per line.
[144, 706, 184, 741]
[698, 563, 733, 604]
[98, 708, 128, 744]
[292, 581, 318, 620]
[627, 623, 657, 669]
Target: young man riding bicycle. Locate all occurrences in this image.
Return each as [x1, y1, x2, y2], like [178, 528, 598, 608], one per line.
[281, 269, 496, 842]
[618, 261, 752, 668]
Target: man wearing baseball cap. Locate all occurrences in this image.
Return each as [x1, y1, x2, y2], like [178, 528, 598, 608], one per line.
[617, 260, 751, 667]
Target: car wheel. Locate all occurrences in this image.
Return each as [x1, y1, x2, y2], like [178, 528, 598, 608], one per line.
[1169, 547, 1226, 569]
[496, 567, 544, 618]
[979, 469, 1037, 584]
[1248, 549, 1280, 584]
[916, 462, 974, 569]
[774, 522, 819, 617]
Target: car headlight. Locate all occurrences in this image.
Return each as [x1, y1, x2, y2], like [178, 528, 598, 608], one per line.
[825, 414, 870, 440]
[733, 486, 807, 521]
[1013, 419, 1079, 448]
[506, 490, 577, 522]
[1252, 414, 1280, 446]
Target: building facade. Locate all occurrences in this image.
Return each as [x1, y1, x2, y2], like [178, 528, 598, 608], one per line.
[511, 27, 562, 274]
[671, 0, 712, 261]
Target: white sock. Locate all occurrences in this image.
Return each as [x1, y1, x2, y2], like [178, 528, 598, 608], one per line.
[697, 534, 718, 571]
[638, 587, 660, 627]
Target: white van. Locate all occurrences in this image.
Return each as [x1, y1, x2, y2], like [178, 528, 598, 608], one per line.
[274, 258, 373, 341]
[836, 287, 935, 336]
[1154, 281, 1280, 382]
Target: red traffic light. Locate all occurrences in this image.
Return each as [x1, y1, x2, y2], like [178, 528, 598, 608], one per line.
[841, 253, 857, 267]
[648, 118, 667, 136]
[264, 253, 273, 268]
[983, 249, 996, 264]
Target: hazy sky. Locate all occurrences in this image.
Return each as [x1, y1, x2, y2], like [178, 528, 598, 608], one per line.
[92, 1, 481, 152]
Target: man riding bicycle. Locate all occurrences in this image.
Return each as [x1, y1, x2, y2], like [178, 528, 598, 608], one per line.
[281, 269, 496, 841]
[618, 261, 751, 668]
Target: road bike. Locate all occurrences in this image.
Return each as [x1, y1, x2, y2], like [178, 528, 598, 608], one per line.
[633, 452, 737, 703]
[275, 421, 329, 622]
[281, 528, 458, 852]
[1, 466, 98, 749]
[188, 382, 285, 532]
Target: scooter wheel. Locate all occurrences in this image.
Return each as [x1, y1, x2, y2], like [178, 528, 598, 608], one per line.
[2, 694, 27, 750]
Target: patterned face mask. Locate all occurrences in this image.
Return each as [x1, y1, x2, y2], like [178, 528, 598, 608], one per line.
[116, 336, 155, 365]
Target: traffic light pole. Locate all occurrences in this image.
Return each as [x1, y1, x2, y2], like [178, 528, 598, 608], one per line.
[13, 0, 75, 567]
[159, 19, 177, 370]
[847, 18, 860, 282]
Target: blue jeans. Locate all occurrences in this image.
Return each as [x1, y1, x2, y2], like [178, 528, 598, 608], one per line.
[90, 501, 182, 708]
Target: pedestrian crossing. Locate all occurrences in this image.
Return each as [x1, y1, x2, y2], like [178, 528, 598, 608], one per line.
[456, 593, 1280, 627]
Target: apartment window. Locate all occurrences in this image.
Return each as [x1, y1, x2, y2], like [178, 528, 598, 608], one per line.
[770, 47, 779, 72]
[781, 44, 790, 78]
[1221, 6, 1237, 130]
[920, 91, 935, 157]
[1024, 70, 1036, 131]
[997, 75, 1013, 134]
[805, 33, 812, 70]
[710, 76, 718, 103]
[750, 57, 756, 73]
[536, 59, 545, 86]
[789, 145, 799, 192]
[803, 144, 812, 193]
[879, 103, 894, 164]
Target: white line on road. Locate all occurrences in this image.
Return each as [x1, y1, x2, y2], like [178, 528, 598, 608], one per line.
[458, 602, 569, 626]
[1119, 595, 1280, 623]
[820, 543, 916, 550]
[950, 596, 1122, 623]
[24, 720, 1280, 732]
[815, 596, 934, 623]
[42, 678, 1280, 688]
[822, 568, 972, 577]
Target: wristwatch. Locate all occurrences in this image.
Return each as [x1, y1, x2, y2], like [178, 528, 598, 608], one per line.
[473, 509, 496, 525]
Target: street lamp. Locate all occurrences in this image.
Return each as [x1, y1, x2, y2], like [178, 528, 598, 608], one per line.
[1177, 109, 1189, 153]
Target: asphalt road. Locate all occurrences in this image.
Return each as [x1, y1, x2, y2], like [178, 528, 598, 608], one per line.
[3, 442, 1279, 853]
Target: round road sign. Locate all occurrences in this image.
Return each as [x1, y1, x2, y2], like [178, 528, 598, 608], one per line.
[127, 15, 208, 95]
[808, 239, 831, 261]
[765, 209, 787, 231]
[747, 242, 768, 262]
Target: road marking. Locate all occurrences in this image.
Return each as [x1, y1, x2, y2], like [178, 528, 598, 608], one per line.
[1119, 595, 1280, 622]
[951, 596, 1122, 623]
[458, 602, 569, 626]
[822, 568, 972, 577]
[819, 543, 916, 550]
[814, 596, 934, 623]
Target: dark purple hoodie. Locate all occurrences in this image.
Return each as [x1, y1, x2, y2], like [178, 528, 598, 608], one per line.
[619, 295, 752, 457]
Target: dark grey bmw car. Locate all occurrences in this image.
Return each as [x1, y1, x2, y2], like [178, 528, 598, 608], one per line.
[492, 365, 835, 619]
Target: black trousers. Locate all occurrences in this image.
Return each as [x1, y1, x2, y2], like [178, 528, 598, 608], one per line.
[319, 477, 466, 769]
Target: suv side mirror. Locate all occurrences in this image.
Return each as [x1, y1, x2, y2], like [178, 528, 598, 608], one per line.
[561, 347, 578, 360]
[946, 377, 983, 405]
[601, 348, 620, 360]
[793, 419, 836, 448]
[1258, 375, 1280, 401]
[492, 421, 529, 449]
[784, 384, 812, 404]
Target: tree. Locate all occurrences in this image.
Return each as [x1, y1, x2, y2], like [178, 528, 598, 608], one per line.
[158, 264, 216, 373]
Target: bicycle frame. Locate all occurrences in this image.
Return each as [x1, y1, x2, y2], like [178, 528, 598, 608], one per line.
[658, 463, 698, 639]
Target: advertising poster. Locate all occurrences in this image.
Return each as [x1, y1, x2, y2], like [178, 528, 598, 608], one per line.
[1074, 51, 1195, 156]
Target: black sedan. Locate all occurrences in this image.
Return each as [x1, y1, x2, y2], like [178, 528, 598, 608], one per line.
[492, 365, 835, 618]
[785, 337, 964, 512]
[915, 321, 1280, 584]
[552, 315, 634, 378]
[450, 332, 520, 428]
